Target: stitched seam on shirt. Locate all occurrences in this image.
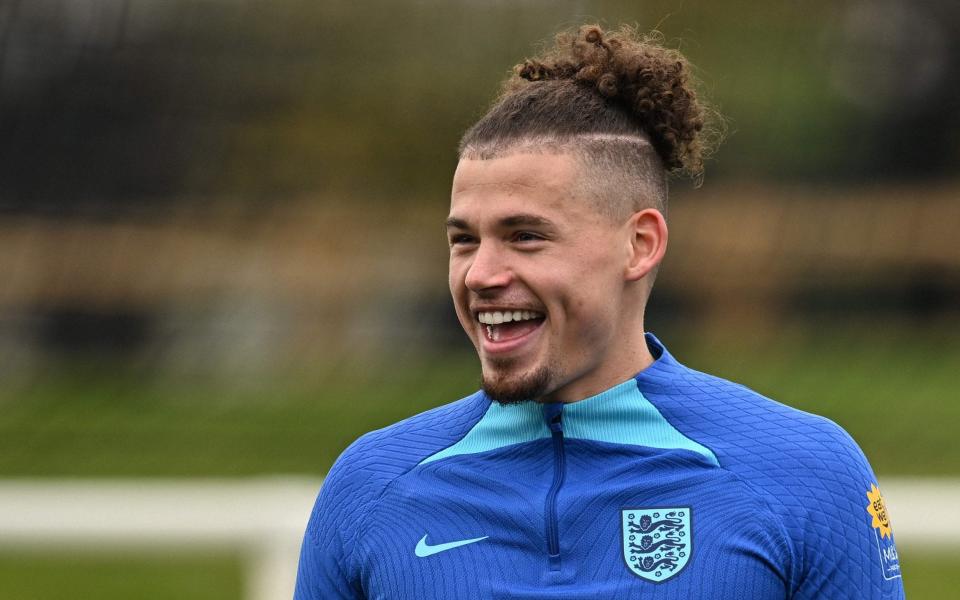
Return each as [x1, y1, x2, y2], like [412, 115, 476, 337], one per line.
[720, 465, 802, 592]
[345, 404, 490, 575]
[638, 373, 800, 590]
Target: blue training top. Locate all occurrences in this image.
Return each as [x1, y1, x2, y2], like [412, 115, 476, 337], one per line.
[295, 333, 905, 599]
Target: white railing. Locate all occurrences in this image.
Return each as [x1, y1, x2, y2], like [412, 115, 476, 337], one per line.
[0, 477, 956, 599]
[0, 478, 318, 600]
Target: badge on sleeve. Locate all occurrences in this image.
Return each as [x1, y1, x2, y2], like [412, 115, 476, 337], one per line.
[621, 507, 691, 583]
[866, 483, 901, 580]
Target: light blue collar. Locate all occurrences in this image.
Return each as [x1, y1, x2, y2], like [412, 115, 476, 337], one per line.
[420, 334, 718, 467]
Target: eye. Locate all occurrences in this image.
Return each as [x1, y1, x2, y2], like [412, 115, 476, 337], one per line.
[448, 233, 477, 246]
[512, 231, 543, 243]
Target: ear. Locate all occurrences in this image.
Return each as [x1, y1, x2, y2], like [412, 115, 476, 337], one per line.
[624, 208, 668, 282]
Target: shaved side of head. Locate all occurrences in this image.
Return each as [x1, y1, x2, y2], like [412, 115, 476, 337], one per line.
[460, 134, 666, 223]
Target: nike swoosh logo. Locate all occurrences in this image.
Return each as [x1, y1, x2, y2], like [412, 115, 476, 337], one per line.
[415, 534, 488, 557]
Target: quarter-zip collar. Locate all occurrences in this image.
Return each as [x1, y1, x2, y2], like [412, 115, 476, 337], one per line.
[419, 333, 718, 467]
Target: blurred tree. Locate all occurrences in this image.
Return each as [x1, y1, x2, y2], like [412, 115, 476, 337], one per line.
[0, 0, 957, 215]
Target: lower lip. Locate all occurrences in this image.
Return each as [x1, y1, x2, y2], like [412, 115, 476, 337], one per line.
[479, 319, 545, 355]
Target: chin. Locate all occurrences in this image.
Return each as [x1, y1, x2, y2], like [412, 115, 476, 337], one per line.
[480, 361, 553, 405]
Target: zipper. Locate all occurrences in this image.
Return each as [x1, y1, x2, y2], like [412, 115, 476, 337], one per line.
[542, 402, 566, 572]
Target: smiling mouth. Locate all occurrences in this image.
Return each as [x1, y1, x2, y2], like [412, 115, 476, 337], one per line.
[477, 310, 545, 343]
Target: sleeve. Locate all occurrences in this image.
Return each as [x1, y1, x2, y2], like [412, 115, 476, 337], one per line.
[293, 455, 366, 600]
[791, 423, 905, 600]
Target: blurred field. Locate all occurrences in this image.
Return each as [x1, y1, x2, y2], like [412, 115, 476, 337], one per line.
[0, 549, 954, 599]
[1, 322, 956, 478]
[0, 552, 242, 600]
[0, 552, 960, 600]
[900, 553, 960, 598]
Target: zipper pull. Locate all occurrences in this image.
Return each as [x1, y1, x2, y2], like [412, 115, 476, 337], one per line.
[542, 402, 564, 433]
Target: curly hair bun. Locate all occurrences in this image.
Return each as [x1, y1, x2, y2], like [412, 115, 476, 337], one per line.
[496, 24, 720, 178]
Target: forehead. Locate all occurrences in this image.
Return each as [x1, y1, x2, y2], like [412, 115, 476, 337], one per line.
[450, 152, 590, 221]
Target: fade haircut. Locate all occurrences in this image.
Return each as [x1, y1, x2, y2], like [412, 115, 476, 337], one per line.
[459, 24, 721, 220]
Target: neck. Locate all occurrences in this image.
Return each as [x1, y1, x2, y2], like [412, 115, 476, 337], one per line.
[539, 318, 655, 404]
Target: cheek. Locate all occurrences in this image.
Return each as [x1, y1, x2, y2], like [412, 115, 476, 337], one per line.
[448, 259, 467, 293]
[448, 264, 473, 328]
[448, 270, 458, 295]
[449, 290, 470, 322]
[555, 269, 621, 338]
[555, 291, 613, 338]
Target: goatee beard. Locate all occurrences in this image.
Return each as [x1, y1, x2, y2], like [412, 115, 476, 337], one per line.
[481, 363, 552, 405]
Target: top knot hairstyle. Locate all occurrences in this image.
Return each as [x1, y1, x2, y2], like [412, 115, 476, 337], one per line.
[459, 24, 722, 214]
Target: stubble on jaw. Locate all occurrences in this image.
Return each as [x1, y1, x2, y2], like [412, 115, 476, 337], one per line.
[480, 358, 555, 405]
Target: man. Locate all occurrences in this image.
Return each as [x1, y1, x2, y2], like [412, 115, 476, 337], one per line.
[295, 25, 904, 599]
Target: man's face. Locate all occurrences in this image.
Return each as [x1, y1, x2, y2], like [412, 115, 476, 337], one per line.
[447, 151, 631, 403]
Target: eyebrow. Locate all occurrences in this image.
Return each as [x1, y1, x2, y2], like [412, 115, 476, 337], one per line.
[445, 213, 555, 230]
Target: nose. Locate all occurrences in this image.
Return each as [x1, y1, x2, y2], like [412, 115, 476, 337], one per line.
[464, 241, 512, 292]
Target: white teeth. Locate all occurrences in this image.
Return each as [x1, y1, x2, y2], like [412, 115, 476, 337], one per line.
[486, 325, 499, 341]
[477, 310, 544, 324]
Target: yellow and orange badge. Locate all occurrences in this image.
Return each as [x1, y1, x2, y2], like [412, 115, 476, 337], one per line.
[866, 483, 892, 539]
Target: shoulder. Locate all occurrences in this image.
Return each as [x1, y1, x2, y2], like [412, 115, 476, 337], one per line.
[647, 364, 892, 586]
[304, 391, 489, 543]
[335, 390, 490, 480]
[643, 362, 865, 471]
[295, 391, 489, 591]
[672, 365, 869, 475]
[651, 364, 886, 556]
[644, 361, 880, 522]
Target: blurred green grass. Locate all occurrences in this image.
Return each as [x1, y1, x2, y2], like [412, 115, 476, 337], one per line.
[0, 552, 242, 600]
[0, 325, 957, 477]
[0, 550, 955, 599]
[900, 552, 960, 598]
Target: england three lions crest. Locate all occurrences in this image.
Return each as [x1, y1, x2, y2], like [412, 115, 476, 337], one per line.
[621, 507, 692, 583]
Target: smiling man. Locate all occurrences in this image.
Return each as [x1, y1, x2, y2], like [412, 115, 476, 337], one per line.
[295, 25, 904, 599]
[446, 148, 665, 407]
